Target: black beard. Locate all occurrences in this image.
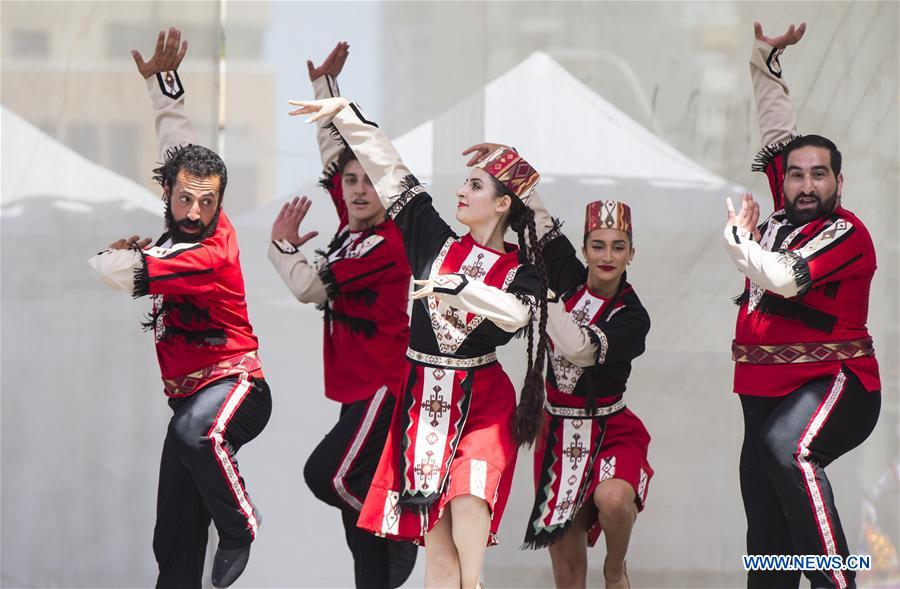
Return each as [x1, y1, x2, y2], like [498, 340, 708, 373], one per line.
[164, 204, 221, 243]
[784, 189, 838, 226]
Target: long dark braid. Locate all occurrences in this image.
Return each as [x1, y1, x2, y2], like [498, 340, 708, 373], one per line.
[508, 198, 550, 447]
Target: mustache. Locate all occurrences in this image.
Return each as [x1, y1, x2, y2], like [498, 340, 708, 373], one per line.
[178, 218, 204, 230]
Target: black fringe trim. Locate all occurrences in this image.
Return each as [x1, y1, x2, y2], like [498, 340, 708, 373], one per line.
[318, 159, 341, 191]
[537, 217, 564, 249]
[321, 307, 377, 338]
[782, 250, 812, 296]
[400, 173, 421, 193]
[315, 250, 341, 300]
[347, 288, 378, 307]
[733, 290, 750, 306]
[751, 138, 794, 173]
[399, 491, 440, 514]
[158, 325, 228, 347]
[521, 526, 572, 550]
[140, 305, 164, 332]
[142, 300, 211, 330]
[823, 281, 840, 299]
[386, 174, 424, 219]
[755, 294, 837, 334]
[324, 122, 348, 149]
[511, 292, 537, 340]
[132, 255, 150, 298]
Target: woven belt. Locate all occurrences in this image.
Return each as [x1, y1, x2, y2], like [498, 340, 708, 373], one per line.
[732, 337, 874, 364]
[406, 347, 497, 369]
[163, 350, 261, 397]
[544, 397, 626, 419]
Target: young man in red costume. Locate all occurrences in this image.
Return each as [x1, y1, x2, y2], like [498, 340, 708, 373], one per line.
[267, 42, 417, 589]
[723, 22, 881, 589]
[89, 28, 269, 589]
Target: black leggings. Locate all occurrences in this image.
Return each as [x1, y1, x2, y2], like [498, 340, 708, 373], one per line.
[303, 387, 416, 589]
[153, 375, 272, 589]
[740, 368, 880, 589]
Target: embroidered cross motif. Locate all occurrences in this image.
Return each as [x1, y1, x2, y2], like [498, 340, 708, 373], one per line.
[414, 450, 438, 489]
[555, 489, 575, 521]
[422, 387, 451, 427]
[441, 307, 466, 331]
[563, 433, 587, 470]
[571, 300, 592, 325]
[460, 253, 487, 280]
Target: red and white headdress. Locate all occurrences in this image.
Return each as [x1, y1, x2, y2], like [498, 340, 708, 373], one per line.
[475, 147, 540, 202]
[584, 200, 633, 238]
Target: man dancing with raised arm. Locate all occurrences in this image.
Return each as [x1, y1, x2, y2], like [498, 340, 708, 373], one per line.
[89, 28, 270, 589]
[723, 22, 881, 589]
[268, 42, 417, 589]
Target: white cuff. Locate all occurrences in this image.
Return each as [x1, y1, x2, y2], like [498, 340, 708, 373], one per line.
[88, 249, 143, 293]
[750, 39, 798, 148]
[526, 190, 559, 242]
[546, 300, 597, 368]
[723, 223, 801, 297]
[437, 277, 532, 333]
[146, 73, 198, 160]
[312, 75, 345, 170]
[267, 241, 328, 304]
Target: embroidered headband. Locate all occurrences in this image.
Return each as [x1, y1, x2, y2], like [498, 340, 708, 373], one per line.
[475, 147, 540, 202]
[584, 200, 633, 238]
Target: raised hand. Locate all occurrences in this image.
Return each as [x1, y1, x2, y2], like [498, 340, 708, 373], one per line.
[287, 97, 350, 124]
[726, 193, 762, 242]
[132, 27, 188, 79]
[754, 22, 806, 50]
[108, 235, 153, 250]
[271, 196, 319, 246]
[307, 41, 349, 81]
[461, 142, 507, 167]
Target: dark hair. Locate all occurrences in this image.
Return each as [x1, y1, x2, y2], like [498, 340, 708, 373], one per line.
[782, 134, 842, 176]
[337, 146, 358, 175]
[153, 144, 228, 198]
[491, 178, 549, 447]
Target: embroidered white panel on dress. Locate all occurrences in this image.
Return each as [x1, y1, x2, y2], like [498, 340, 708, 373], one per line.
[469, 459, 488, 499]
[549, 290, 607, 393]
[381, 490, 401, 535]
[429, 240, 509, 355]
[550, 419, 591, 524]
[599, 456, 617, 482]
[638, 467, 648, 500]
[411, 367, 456, 494]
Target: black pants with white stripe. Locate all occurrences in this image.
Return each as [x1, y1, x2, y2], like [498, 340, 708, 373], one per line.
[303, 388, 417, 589]
[153, 375, 272, 589]
[739, 368, 880, 589]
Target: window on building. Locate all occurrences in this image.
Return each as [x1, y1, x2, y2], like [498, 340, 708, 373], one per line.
[10, 30, 49, 58]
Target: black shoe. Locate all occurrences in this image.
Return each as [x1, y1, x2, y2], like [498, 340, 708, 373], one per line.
[387, 540, 418, 589]
[211, 544, 251, 588]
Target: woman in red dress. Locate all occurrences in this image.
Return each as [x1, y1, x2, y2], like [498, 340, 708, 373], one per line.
[289, 97, 549, 588]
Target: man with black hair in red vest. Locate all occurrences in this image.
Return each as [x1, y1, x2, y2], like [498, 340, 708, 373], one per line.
[90, 28, 268, 589]
[723, 22, 881, 589]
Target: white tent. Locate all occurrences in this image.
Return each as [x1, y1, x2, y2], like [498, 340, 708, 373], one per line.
[394, 51, 731, 190]
[1, 106, 163, 217]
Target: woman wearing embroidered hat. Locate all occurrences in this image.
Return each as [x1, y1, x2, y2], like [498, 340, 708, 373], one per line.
[468, 142, 652, 589]
[288, 100, 549, 589]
